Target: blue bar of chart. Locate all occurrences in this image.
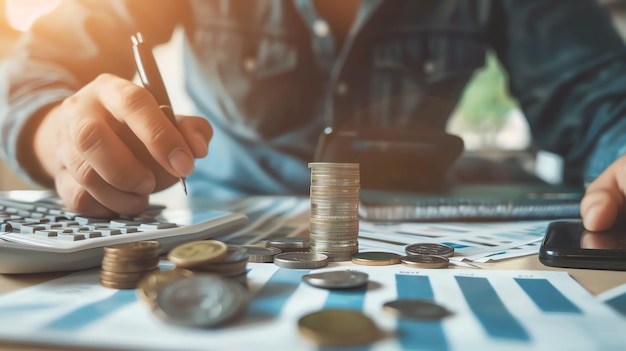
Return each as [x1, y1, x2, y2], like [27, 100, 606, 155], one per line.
[514, 278, 582, 313]
[395, 274, 449, 351]
[455, 276, 530, 341]
[45, 290, 137, 331]
[247, 268, 310, 318]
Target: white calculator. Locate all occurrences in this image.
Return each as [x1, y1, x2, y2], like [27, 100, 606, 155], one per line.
[0, 191, 247, 274]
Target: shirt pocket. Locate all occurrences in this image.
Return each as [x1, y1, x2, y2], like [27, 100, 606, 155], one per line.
[190, 21, 309, 138]
[192, 22, 298, 89]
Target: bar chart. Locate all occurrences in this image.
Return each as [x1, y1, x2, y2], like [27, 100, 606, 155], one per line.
[0, 263, 624, 351]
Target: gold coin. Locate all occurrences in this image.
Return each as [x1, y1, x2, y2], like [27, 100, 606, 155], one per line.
[298, 309, 381, 347]
[167, 240, 228, 268]
[101, 256, 160, 273]
[103, 241, 162, 259]
[100, 267, 160, 282]
[351, 252, 401, 266]
[100, 279, 141, 290]
[136, 268, 195, 307]
[400, 255, 449, 269]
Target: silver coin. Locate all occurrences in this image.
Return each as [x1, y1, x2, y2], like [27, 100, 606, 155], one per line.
[308, 162, 360, 169]
[242, 246, 281, 263]
[382, 299, 452, 320]
[153, 274, 248, 327]
[400, 255, 449, 269]
[266, 237, 310, 249]
[273, 252, 329, 269]
[405, 243, 454, 257]
[221, 245, 250, 262]
[302, 270, 369, 289]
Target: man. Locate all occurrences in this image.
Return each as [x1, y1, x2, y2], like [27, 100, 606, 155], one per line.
[0, 0, 624, 231]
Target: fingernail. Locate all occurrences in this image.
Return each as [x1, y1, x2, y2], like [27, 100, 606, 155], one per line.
[169, 148, 194, 176]
[582, 204, 600, 230]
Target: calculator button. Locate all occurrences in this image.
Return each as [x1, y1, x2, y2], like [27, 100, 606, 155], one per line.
[139, 222, 177, 231]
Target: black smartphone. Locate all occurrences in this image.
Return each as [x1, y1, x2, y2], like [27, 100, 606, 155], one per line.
[539, 220, 626, 271]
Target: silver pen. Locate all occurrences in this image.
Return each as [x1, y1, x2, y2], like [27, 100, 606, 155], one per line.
[131, 32, 187, 195]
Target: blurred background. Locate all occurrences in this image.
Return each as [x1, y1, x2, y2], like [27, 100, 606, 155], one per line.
[1, 0, 625, 191]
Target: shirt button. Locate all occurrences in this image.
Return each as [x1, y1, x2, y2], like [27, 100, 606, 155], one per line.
[423, 60, 436, 74]
[336, 82, 349, 96]
[313, 19, 330, 37]
[243, 57, 257, 73]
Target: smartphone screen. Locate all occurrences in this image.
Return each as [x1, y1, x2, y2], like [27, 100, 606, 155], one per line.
[539, 221, 626, 271]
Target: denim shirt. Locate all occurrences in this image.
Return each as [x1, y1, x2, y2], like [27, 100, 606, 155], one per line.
[2, 0, 626, 198]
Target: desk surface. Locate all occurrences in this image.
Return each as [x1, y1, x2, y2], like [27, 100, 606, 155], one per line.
[0, 191, 624, 350]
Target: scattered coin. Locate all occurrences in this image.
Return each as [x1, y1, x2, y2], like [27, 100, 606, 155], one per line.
[242, 245, 281, 263]
[136, 268, 195, 307]
[382, 299, 452, 320]
[405, 243, 454, 258]
[167, 240, 228, 268]
[401, 255, 449, 269]
[298, 309, 382, 347]
[152, 274, 249, 327]
[273, 252, 329, 269]
[351, 252, 402, 266]
[302, 270, 369, 289]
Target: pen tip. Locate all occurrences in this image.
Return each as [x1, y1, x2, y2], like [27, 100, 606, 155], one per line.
[180, 178, 188, 196]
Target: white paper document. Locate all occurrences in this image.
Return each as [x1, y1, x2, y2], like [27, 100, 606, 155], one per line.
[211, 196, 555, 263]
[597, 282, 626, 317]
[0, 263, 624, 351]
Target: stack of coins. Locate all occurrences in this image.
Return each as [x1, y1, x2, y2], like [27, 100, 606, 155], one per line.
[101, 241, 161, 289]
[167, 240, 249, 286]
[265, 237, 310, 253]
[308, 162, 360, 261]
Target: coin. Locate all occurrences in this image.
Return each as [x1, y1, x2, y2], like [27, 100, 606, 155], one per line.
[100, 267, 159, 282]
[136, 268, 195, 307]
[100, 279, 142, 290]
[265, 237, 310, 250]
[152, 274, 249, 327]
[382, 299, 452, 320]
[273, 252, 329, 269]
[167, 240, 228, 268]
[298, 309, 381, 347]
[101, 241, 162, 289]
[242, 246, 281, 263]
[400, 255, 449, 269]
[103, 241, 162, 260]
[101, 256, 160, 273]
[405, 243, 454, 257]
[302, 270, 369, 289]
[351, 252, 402, 266]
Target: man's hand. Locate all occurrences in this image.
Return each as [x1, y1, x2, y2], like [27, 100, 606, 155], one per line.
[30, 74, 212, 217]
[580, 153, 626, 231]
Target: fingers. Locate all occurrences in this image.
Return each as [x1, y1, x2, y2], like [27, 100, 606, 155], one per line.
[43, 73, 212, 215]
[95, 74, 200, 178]
[55, 168, 149, 217]
[61, 86, 156, 196]
[176, 116, 213, 158]
[580, 155, 626, 231]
